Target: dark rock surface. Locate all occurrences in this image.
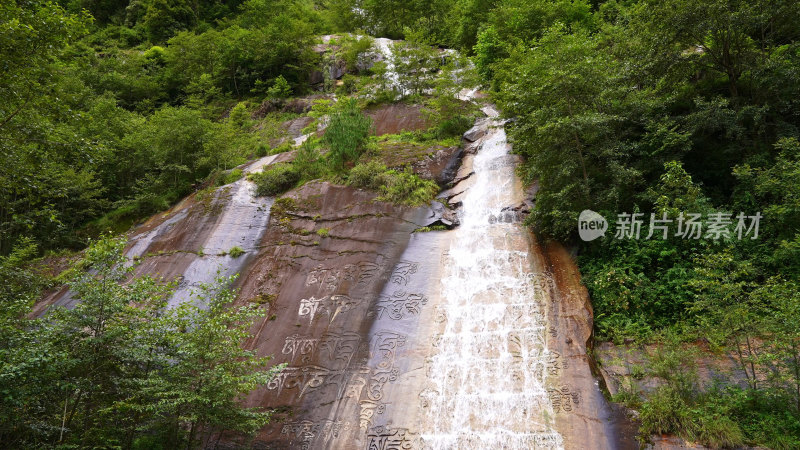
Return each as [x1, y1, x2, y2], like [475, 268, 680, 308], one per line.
[366, 104, 433, 136]
[530, 240, 640, 450]
[224, 181, 434, 448]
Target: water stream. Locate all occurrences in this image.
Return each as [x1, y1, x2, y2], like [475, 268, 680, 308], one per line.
[374, 38, 404, 96]
[420, 117, 564, 449]
[122, 154, 279, 309]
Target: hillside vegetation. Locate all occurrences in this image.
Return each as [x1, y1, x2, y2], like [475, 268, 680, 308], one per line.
[1, 0, 800, 447]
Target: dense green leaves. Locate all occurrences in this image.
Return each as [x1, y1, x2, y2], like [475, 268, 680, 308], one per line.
[250, 163, 302, 196]
[324, 98, 373, 170]
[0, 0, 326, 253]
[0, 237, 279, 448]
[497, 26, 640, 239]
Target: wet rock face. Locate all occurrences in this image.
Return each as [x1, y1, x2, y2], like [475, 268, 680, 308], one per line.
[411, 145, 463, 187]
[529, 241, 639, 450]
[462, 122, 488, 142]
[283, 116, 314, 140]
[37, 94, 640, 448]
[366, 104, 433, 136]
[228, 181, 434, 448]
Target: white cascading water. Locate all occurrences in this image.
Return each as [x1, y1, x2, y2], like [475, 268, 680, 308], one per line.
[420, 114, 564, 449]
[373, 38, 404, 97]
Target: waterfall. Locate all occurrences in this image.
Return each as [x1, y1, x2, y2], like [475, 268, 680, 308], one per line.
[123, 154, 279, 309]
[373, 37, 403, 97]
[420, 116, 564, 449]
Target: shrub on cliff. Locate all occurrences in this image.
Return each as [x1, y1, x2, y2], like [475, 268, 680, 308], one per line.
[380, 168, 438, 205]
[294, 140, 328, 180]
[349, 161, 438, 206]
[324, 98, 372, 171]
[250, 163, 301, 196]
[436, 114, 474, 138]
[348, 160, 387, 190]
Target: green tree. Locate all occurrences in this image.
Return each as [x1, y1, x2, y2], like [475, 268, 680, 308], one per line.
[392, 29, 438, 97]
[323, 98, 372, 171]
[496, 26, 639, 239]
[266, 75, 292, 100]
[473, 25, 504, 83]
[629, 0, 800, 99]
[0, 237, 173, 446]
[131, 278, 282, 449]
[691, 251, 764, 390]
[0, 237, 281, 447]
[143, 0, 197, 43]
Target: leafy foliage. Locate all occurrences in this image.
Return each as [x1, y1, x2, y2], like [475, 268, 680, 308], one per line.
[348, 161, 439, 206]
[250, 163, 302, 196]
[323, 98, 373, 171]
[0, 237, 280, 447]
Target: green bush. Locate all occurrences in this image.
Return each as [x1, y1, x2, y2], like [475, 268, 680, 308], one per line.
[380, 169, 438, 206]
[143, 45, 166, 65]
[339, 35, 374, 73]
[413, 225, 447, 232]
[348, 160, 387, 190]
[219, 168, 243, 185]
[227, 246, 245, 258]
[324, 98, 372, 171]
[266, 75, 292, 100]
[269, 141, 293, 155]
[348, 162, 438, 206]
[639, 387, 696, 438]
[721, 388, 800, 449]
[639, 386, 748, 448]
[338, 74, 360, 95]
[294, 140, 327, 180]
[630, 338, 796, 448]
[250, 163, 300, 196]
[437, 114, 474, 138]
[228, 102, 250, 128]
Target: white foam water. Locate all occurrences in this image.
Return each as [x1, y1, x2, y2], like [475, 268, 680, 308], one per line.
[373, 37, 404, 97]
[164, 154, 279, 308]
[420, 119, 563, 449]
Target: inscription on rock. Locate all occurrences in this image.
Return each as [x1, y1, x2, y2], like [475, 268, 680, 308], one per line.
[389, 260, 419, 286]
[266, 256, 430, 444]
[267, 365, 336, 397]
[366, 426, 419, 450]
[267, 330, 408, 429]
[369, 291, 428, 321]
[298, 295, 361, 323]
[281, 332, 362, 367]
[549, 385, 581, 413]
[305, 262, 386, 293]
[279, 419, 352, 449]
[545, 351, 568, 376]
